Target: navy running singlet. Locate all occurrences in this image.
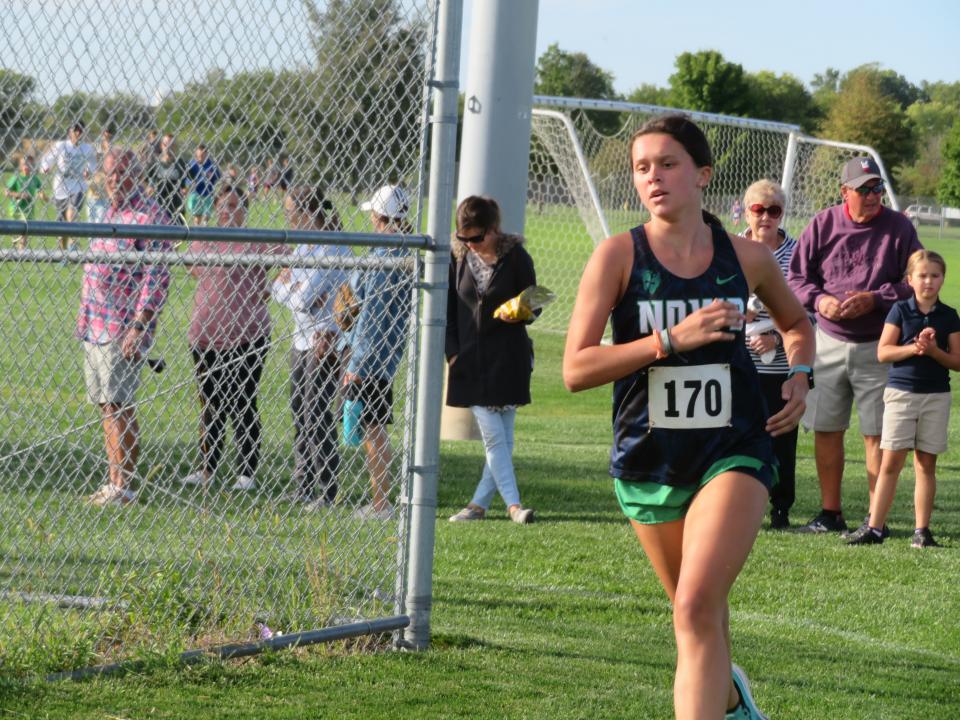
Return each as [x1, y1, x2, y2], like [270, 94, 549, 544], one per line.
[609, 218, 775, 487]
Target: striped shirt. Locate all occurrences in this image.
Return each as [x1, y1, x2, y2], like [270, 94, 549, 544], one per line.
[75, 192, 172, 346]
[744, 230, 796, 375]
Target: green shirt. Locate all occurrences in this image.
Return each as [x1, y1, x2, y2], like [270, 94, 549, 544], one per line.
[6, 173, 43, 217]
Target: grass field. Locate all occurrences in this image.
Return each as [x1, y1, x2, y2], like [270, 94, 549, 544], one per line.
[0, 219, 958, 717]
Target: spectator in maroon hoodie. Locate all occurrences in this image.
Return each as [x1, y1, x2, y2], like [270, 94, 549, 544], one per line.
[788, 157, 922, 535]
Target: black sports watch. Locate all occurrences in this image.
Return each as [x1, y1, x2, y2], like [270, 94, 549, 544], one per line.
[787, 364, 814, 389]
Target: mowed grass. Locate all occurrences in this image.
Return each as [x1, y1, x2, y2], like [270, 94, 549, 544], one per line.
[0, 219, 959, 717]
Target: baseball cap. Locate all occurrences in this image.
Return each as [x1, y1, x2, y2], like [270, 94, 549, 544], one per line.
[840, 157, 882, 189]
[360, 185, 410, 220]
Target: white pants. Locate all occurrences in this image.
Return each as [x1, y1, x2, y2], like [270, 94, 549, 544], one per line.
[469, 406, 521, 509]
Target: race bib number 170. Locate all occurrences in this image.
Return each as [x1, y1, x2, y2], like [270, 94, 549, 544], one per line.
[648, 364, 732, 429]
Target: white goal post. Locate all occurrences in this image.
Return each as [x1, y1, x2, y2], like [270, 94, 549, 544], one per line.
[526, 95, 896, 334]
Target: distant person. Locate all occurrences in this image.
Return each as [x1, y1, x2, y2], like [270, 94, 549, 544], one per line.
[5, 154, 46, 249]
[846, 250, 960, 547]
[86, 127, 113, 224]
[39, 121, 96, 251]
[139, 129, 161, 166]
[80, 149, 172, 507]
[185, 144, 221, 226]
[226, 163, 241, 185]
[563, 115, 814, 719]
[272, 186, 353, 508]
[267, 153, 294, 194]
[789, 157, 922, 535]
[741, 180, 800, 529]
[181, 185, 276, 492]
[730, 197, 742, 229]
[145, 133, 188, 223]
[446, 196, 537, 525]
[343, 185, 413, 521]
[247, 166, 261, 197]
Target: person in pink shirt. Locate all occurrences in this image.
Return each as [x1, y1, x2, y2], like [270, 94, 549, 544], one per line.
[180, 184, 280, 492]
[80, 149, 171, 507]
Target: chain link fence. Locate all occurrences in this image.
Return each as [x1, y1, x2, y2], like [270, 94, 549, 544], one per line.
[0, 0, 443, 677]
[527, 97, 895, 334]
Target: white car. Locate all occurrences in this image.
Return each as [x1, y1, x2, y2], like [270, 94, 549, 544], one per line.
[903, 204, 941, 225]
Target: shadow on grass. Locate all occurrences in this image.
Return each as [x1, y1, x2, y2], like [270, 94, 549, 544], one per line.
[439, 443, 622, 523]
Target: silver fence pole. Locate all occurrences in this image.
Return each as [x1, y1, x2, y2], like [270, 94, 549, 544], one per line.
[402, 0, 463, 651]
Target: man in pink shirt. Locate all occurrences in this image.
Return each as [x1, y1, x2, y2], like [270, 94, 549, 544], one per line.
[78, 149, 171, 507]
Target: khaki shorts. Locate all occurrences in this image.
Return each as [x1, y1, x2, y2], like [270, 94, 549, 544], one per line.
[83, 341, 144, 406]
[802, 326, 886, 435]
[880, 387, 951, 454]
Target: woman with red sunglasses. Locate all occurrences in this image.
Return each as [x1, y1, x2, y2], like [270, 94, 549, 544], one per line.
[741, 180, 800, 530]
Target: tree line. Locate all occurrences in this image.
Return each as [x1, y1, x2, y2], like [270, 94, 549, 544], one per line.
[2, 22, 959, 206]
[535, 45, 960, 206]
[0, 0, 426, 196]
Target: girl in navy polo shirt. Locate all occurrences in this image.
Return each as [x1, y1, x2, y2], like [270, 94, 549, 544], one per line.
[847, 250, 960, 547]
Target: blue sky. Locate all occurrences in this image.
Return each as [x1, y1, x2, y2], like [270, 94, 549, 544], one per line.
[463, 0, 960, 93]
[8, 0, 958, 104]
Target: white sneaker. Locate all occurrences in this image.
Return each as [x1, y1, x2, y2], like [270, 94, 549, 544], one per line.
[231, 475, 256, 491]
[509, 505, 535, 524]
[180, 471, 209, 486]
[86, 484, 136, 507]
[353, 503, 394, 521]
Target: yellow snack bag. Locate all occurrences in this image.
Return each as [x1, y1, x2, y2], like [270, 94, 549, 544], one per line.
[493, 285, 556, 321]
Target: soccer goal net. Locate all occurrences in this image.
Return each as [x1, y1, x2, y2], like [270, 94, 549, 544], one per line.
[527, 96, 896, 334]
[0, 0, 444, 677]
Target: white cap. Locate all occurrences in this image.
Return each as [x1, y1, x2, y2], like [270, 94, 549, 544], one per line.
[360, 184, 410, 220]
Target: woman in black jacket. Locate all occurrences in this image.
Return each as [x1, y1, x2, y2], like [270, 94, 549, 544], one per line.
[446, 196, 537, 524]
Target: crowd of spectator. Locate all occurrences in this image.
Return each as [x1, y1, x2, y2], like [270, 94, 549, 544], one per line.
[7, 124, 295, 237]
[6, 127, 959, 543]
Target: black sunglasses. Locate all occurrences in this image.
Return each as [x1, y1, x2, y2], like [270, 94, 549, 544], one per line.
[455, 230, 486, 244]
[748, 204, 783, 219]
[852, 183, 884, 196]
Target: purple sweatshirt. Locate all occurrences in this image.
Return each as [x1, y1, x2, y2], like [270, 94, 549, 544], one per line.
[788, 204, 921, 343]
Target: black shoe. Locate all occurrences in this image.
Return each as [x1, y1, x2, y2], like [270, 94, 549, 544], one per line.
[845, 524, 884, 545]
[844, 515, 890, 540]
[799, 511, 847, 534]
[911, 528, 940, 548]
[770, 508, 790, 530]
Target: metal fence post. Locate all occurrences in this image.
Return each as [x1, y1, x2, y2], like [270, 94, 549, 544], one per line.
[402, 0, 462, 651]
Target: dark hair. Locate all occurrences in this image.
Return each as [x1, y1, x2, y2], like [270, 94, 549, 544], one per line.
[216, 183, 249, 210]
[456, 195, 502, 234]
[196, 143, 207, 151]
[287, 185, 339, 229]
[629, 114, 713, 168]
[70, 121, 85, 134]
